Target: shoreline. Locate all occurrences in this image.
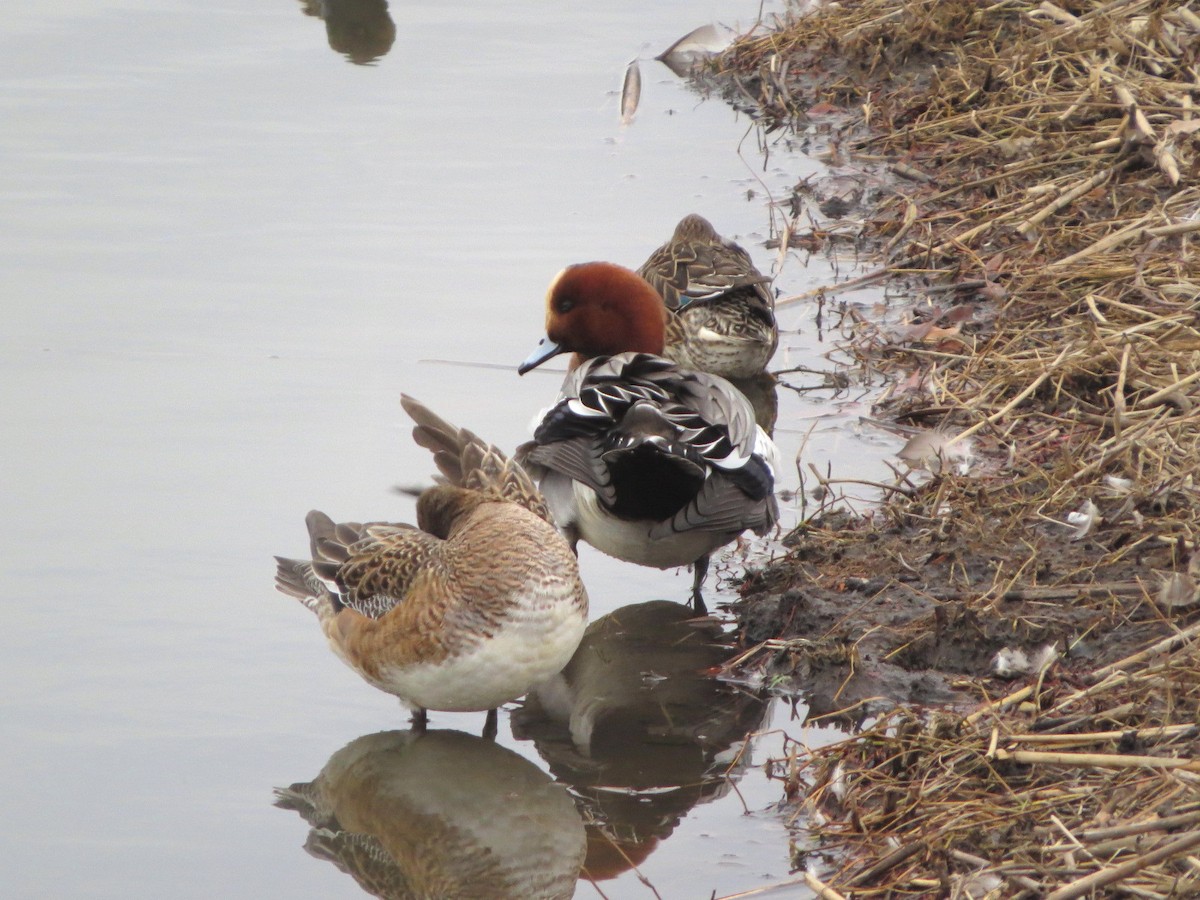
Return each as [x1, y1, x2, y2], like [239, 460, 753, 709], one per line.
[707, 1, 1200, 894]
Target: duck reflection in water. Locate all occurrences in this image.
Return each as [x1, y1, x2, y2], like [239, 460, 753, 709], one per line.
[511, 600, 768, 882]
[275, 729, 586, 899]
[298, 0, 396, 65]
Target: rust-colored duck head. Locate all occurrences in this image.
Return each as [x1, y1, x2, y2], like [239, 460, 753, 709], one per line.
[518, 262, 668, 374]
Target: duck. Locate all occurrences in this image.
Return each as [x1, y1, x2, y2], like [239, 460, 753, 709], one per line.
[273, 395, 589, 737]
[517, 262, 778, 613]
[637, 213, 778, 380]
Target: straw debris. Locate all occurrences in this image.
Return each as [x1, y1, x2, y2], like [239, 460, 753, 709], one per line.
[706, 0, 1200, 894]
[776, 624, 1200, 897]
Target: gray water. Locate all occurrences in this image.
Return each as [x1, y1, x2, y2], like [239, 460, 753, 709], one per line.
[0, 2, 900, 896]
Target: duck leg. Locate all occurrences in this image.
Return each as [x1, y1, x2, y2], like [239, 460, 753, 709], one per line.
[690, 555, 709, 615]
[410, 707, 428, 734]
[482, 708, 498, 741]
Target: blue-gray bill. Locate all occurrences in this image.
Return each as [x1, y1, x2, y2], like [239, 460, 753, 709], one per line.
[518, 336, 566, 374]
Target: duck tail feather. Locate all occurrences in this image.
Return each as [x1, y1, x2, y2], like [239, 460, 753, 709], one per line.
[401, 394, 553, 521]
[273, 556, 339, 621]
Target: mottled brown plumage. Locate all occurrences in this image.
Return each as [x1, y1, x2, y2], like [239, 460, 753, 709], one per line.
[273, 396, 588, 727]
[638, 213, 778, 379]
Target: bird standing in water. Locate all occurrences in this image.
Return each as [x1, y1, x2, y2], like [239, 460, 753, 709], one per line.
[274, 395, 589, 737]
[518, 262, 778, 613]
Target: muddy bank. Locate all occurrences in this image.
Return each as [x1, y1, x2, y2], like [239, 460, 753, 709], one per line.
[716, 0, 1200, 719]
[733, 511, 1177, 724]
[701, 0, 1200, 894]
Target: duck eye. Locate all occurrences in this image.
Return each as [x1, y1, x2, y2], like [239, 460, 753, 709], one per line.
[556, 297, 576, 314]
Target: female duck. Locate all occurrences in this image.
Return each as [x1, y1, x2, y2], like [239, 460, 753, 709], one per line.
[638, 213, 778, 380]
[274, 396, 588, 736]
[518, 263, 778, 613]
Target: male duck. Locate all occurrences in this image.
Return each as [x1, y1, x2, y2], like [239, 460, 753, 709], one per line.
[517, 262, 778, 613]
[637, 213, 778, 380]
[274, 395, 589, 736]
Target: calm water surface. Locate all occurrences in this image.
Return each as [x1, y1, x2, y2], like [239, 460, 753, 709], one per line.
[0, 2, 899, 896]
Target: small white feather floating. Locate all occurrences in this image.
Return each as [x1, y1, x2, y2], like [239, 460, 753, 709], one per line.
[656, 23, 733, 77]
[620, 59, 641, 125]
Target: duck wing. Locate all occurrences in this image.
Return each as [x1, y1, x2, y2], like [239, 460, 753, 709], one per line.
[401, 394, 553, 524]
[526, 353, 776, 525]
[638, 213, 775, 324]
[302, 510, 439, 619]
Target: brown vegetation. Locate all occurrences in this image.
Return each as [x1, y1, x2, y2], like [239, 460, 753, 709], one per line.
[712, 0, 1200, 895]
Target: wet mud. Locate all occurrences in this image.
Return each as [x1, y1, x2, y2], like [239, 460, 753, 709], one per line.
[731, 508, 1185, 726]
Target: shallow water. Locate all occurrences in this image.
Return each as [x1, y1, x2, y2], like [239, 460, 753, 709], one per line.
[0, 2, 899, 897]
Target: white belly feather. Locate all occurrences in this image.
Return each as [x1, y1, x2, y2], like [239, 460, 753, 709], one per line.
[377, 584, 587, 712]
